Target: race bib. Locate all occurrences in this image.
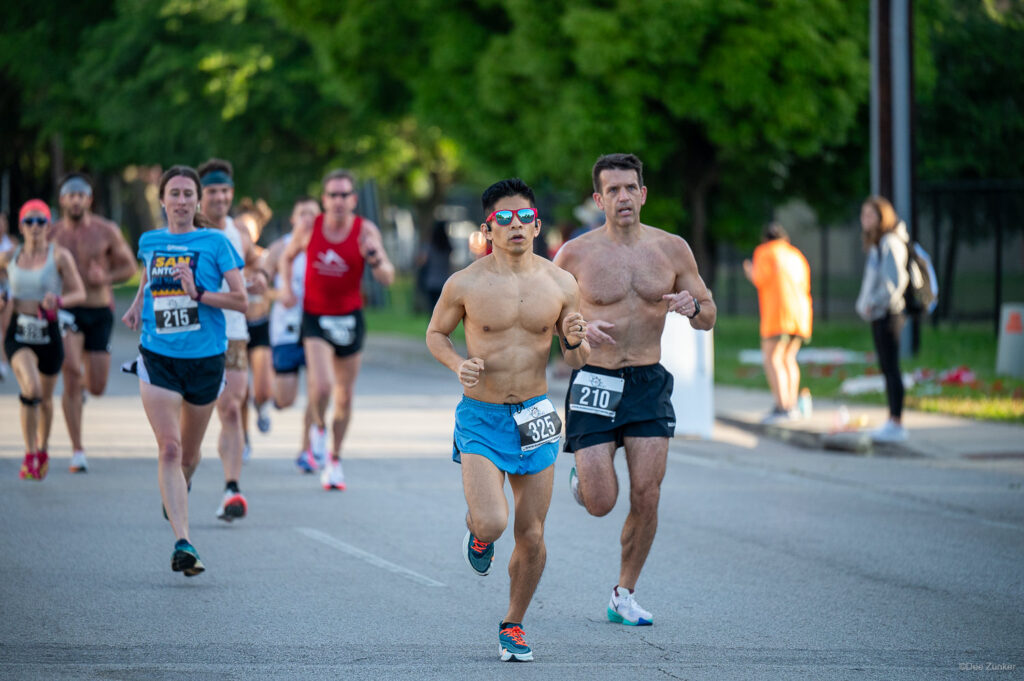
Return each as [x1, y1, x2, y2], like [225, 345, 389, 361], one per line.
[149, 250, 202, 335]
[154, 295, 200, 334]
[14, 314, 50, 345]
[319, 314, 356, 347]
[569, 370, 625, 418]
[58, 309, 77, 335]
[280, 307, 302, 344]
[513, 399, 563, 452]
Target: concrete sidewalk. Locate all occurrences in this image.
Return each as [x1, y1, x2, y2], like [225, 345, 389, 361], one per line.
[367, 332, 1024, 465]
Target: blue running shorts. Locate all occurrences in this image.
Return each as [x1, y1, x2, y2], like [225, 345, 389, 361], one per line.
[453, 394, 561, 476]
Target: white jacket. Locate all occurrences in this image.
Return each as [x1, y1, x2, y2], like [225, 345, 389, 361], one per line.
[855, 221, 910, 321]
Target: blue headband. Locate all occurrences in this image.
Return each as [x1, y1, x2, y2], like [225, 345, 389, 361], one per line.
[60, 177, 93, 197]
[200, 170, 234, 187]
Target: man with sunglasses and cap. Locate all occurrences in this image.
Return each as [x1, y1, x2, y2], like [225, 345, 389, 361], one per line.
[427, 178, 590, 662]
[52, 173, 137, 474]
[279, 169, 394, 491]
[553, 153, 716, 627]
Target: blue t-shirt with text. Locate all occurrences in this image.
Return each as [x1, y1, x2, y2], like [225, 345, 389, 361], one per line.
[137, 228, 243, 358]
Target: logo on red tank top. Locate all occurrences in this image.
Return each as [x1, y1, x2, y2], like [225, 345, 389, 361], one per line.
[314, 248, 349, 277]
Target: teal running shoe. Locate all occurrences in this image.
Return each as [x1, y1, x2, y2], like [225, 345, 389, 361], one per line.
[463, 530, 494, 576]
[499, 622, 533, 662]
[171, 539, 205, 577]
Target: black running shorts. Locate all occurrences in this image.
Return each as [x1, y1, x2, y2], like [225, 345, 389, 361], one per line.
[135, 346, 226, 406]
[247, 318, 270, 350]
[62, 306, 114, 353]
[563, 363, 676, 452]
[5, 316, 63, 376]
[300, 309, 365, 358]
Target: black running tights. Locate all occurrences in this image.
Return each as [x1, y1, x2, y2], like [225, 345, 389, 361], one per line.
[871, 312, 905, 420]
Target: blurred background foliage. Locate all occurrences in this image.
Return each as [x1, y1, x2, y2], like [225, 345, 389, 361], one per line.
[1, 0, 1021, 268]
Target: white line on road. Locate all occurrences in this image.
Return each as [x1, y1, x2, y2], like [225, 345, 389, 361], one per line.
[296, 527, 446, 588]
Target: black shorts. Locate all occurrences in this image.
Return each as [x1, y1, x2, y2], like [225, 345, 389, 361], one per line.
[62, 306, 114, 353]
[563, 363, 676, 452]
[132, 345, 226, 406]
[300, 309, 365, 358]
[4, 315, 63, 376]
[247, 318, 270, 350]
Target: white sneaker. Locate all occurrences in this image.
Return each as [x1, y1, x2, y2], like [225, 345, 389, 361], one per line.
[309, 425, 328, 468]
[607, 586, 653, 626]
[256, 402, 272, 433]
[69, 450, 88, 473]
[215, 489, 248, 522]
[320, 459, 346, 491]
[870, 420, 908, 443]
[569, 466, 584, 507]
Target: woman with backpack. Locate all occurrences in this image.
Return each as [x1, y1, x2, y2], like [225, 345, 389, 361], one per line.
[855, 195, 910, 443]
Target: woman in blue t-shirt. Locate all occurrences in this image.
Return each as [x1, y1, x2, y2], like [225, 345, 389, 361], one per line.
[122, 165, 247, 577]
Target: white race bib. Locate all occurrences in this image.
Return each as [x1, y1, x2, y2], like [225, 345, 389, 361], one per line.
[513, 399, 563, 452]
[319, 314, 356, 347]
[569, 370, 625, 418]
[14, 314, 50, 345]
[154, 294, 200, 334]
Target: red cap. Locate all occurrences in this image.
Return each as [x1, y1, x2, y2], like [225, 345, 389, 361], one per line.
[18, 199, 52, 223]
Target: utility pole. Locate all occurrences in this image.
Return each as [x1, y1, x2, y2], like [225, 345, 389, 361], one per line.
[871, 0, 917, 355]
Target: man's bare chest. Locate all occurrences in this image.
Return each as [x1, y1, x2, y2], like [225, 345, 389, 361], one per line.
[465, 283, 562, 335]
[576, 253, 675, 307]
[58, 226, 107, 262]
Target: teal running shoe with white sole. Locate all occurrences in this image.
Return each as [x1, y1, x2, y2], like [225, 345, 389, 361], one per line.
[171, 539, 205, 577]
[498, 622, 533, 662]
[607, 586, 653, 626]
[463, 530, 494, 576]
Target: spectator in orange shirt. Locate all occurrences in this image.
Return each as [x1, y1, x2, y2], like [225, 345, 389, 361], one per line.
[743, 222, 812, 422]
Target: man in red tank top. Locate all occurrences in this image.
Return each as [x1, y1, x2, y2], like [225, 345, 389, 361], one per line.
[279, 169, 394, 490]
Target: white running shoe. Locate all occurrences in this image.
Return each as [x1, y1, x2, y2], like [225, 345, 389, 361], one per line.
[69, 450, 88, 474]
[569, 466, 584, 506]
[256, 402, 272, 434]
[320, 459, 346, 491]
[309, 425, 328, 468]
[215, 490, 248, 522]
[607, 586, 653, 626]
[871, 420, 908, 443]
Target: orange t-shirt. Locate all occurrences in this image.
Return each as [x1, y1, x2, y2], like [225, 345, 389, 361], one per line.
[750, 239, 812, 339]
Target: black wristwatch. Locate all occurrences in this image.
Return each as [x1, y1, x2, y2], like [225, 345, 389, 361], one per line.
[688, 299, 701, 319]
[563, 337, 583, 350]
[192, 286, 206, 302]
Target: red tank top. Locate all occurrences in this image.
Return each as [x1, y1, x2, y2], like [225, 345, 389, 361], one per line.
[303, 214, 365, 315]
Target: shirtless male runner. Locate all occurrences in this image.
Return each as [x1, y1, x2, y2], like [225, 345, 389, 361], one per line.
[553, 153, 716, 627]
[427, 178, 590, 662]
[52, 173, 137, 473]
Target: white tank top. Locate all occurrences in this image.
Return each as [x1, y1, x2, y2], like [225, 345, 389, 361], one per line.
[269, 233, 306, 346]
[220, 217, 249, 341]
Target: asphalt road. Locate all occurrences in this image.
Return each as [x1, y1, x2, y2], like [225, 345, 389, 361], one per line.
[1, 324, 1022, 680]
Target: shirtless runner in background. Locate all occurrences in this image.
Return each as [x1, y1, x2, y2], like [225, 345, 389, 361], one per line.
[52, 173, 137, 473]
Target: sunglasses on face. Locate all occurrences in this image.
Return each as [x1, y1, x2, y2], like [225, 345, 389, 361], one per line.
[326, 191, 355, 199]
[486, 208, 538, 226]
[22, 217, 49, 227]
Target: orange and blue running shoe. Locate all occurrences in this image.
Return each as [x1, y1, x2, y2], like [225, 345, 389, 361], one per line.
[498, 622, 533, 662]
[463, 530, 494, 576]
